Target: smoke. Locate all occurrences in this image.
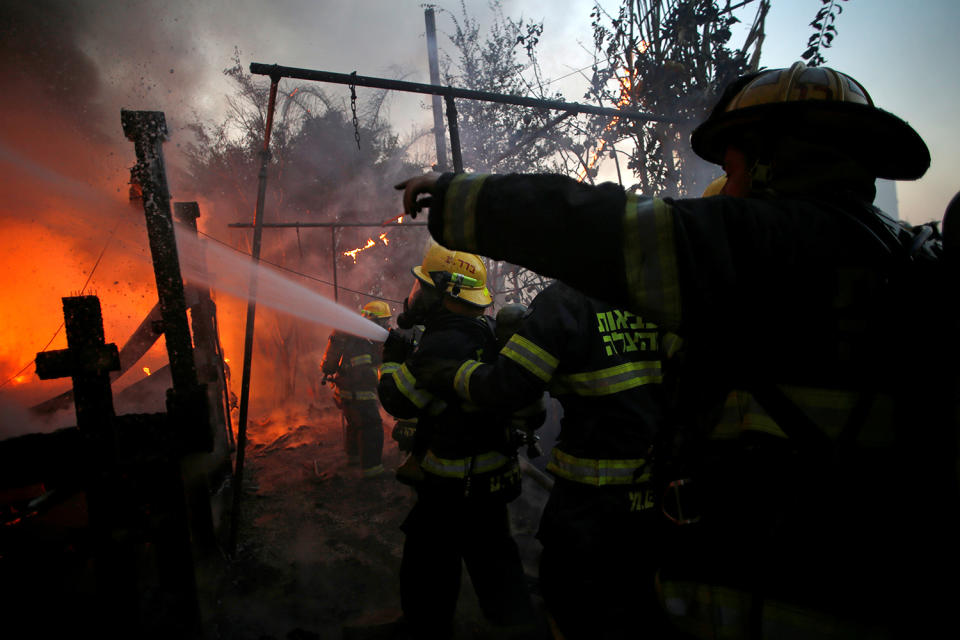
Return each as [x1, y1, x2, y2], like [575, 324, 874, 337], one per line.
[175, 225, 388, 341]
[0, 0, 451, 420]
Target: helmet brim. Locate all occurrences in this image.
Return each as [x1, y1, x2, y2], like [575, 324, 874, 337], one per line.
[691, 101, 930, 181]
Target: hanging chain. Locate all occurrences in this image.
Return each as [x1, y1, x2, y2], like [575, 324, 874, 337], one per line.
[349, 71, 360, 150]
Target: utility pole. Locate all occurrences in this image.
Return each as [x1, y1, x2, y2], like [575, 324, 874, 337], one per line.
[424, 7, 448, 171]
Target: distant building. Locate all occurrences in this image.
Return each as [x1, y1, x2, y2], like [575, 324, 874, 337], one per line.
[875, 179, 899, 220]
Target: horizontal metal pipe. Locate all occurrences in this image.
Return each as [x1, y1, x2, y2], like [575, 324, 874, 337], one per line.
[228, 221, 428, 228]
[249, 63, 684, 124]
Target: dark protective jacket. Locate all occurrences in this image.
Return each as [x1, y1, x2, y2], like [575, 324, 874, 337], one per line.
[379, 310, 520, 500]
[444, 281, 671, 486]
[422, 171, 960, 637]
[321, 330, 380, 402]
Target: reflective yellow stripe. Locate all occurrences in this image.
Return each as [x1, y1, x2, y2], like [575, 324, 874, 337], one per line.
[711, 387, 891, 444]
[546, 449, 649, 486]
[380, 362, 400, 375]
[713, 390, 788, 439]
[362, 464, 385, 477]
[623, 195, 681, 329]
[551, 360, 661, 397]
[421, 450, 511, 478]
[392, 363, 435, 409]
[443, 173, 489, 252]
[501, 334, 558, 382]
[337, 389, 377, 401]
[453, 359, 484, 401]
[348, 354, 373, 367]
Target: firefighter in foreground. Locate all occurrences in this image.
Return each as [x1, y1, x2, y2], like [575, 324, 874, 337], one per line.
[377, 244, 536, 639]
[411, 279, 675, 639]
[321, 301, 391, 478]
[397, 62, 958, 637]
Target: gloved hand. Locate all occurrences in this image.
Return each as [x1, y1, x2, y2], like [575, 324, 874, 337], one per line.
[395, 172, 448, 243]
[409, 358, 462, 393]
[394, 172, 441, 218]
[382, 329, 415, 364]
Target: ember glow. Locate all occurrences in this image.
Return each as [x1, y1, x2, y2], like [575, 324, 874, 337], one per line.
[342, 232, 390, 263]
[578, 70, 637, 182]
[142, 367, 152, 376]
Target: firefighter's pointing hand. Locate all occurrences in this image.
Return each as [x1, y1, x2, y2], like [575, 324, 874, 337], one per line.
[395, 172, 441, 218]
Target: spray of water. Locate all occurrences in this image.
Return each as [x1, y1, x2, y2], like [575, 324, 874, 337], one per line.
[1, 142, 389, 342]
[174, 226, 389, 342]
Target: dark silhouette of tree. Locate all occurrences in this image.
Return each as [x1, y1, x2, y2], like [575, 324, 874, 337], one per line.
[586, 0, 769, 197]
[802, 0, 849, 67]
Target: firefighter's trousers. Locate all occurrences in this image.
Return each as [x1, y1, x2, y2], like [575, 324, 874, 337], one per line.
[537, 477, 674, 640]
[399, 489, 535, 639]
[341, 399, 384, 473]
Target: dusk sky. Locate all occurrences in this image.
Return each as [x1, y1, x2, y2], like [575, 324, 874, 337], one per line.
[4, 1, 956, 222]
[68, 0, 960, 224]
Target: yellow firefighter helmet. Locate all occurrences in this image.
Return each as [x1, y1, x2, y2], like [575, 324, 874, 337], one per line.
[412, 244, 493, 308]
[691, 61, 929, 180]
[361, 300, 391, 319]
[702, 176, 727, 197]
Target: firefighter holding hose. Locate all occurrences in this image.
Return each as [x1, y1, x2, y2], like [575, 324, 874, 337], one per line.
[376, 243, 538, 639]
[321, 300, 391, 478]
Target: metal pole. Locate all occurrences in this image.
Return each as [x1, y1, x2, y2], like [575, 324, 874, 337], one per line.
[445, 95, 463, 173]
[248, 63, 682, 124]
[230, 74, 281, 555]
[331, 227, 339, 302]
[227, 221, 427, 228]
[424, 8, 448, 171]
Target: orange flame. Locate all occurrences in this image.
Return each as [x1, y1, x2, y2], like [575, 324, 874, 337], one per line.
[578, 70, 638, 182]
[342, 232, 391, 263]
[143, 367, 151, 376]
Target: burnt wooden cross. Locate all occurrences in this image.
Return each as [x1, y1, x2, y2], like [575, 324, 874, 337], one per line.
[35, 296, 120, 447]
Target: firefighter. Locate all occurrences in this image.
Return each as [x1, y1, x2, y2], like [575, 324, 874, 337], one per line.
[410, 280, 676, 639]
[396, 62, 958, 638]
[377, 243, 537, 639]
[321, 300, 391, 478]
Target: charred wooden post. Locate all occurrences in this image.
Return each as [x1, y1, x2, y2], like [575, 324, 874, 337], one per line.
[36, 296, 120, 439]
[2, 294, 207, 636]
[32, 295, 140, 631]
[122, 110, 217, 630]
[174, 201, 235, 552]
[173, 201, 233, 457]
[121, 109, 211, 453]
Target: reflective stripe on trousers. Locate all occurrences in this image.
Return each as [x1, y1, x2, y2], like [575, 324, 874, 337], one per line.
[546, 448, 650, 486]
[337, 390, 378, 401]
[421, 450, 512, 479]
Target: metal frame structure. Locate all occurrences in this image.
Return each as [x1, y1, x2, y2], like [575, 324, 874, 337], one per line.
[228, 16, 679, 553]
